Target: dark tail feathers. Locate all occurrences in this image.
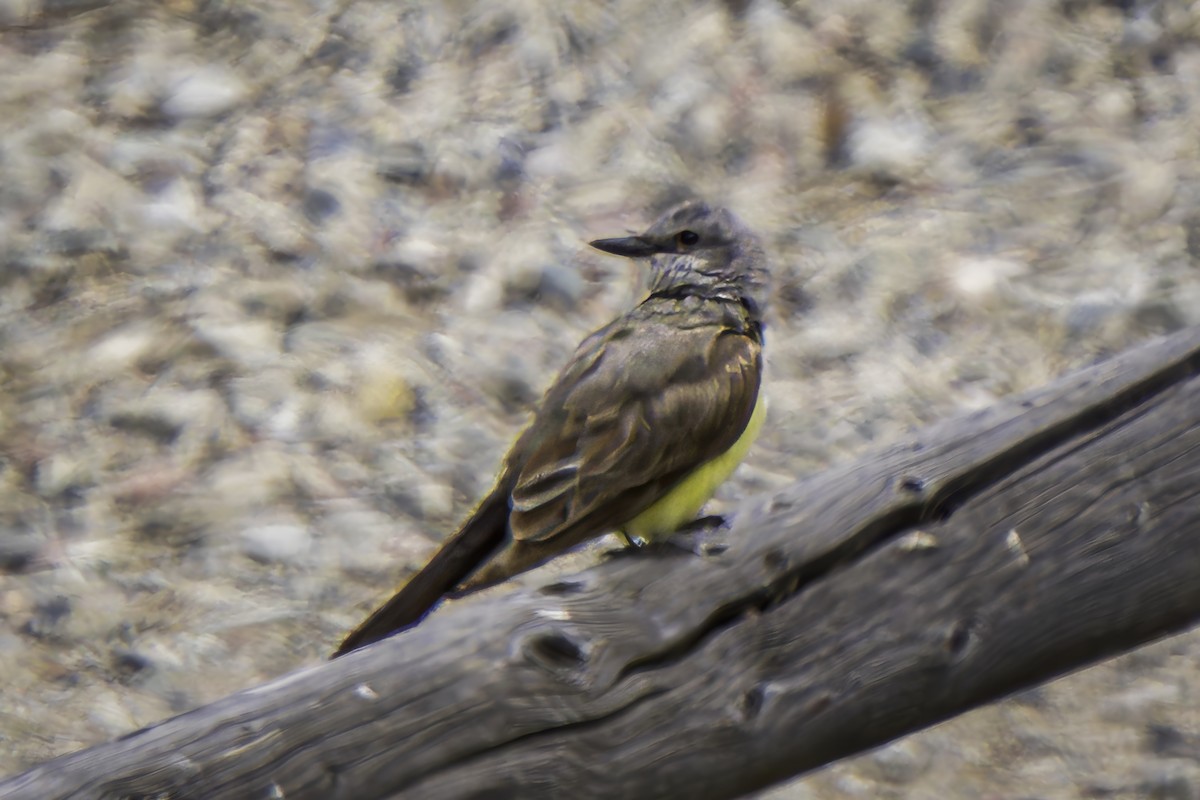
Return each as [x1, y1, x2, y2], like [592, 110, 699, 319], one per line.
[332, 486, 510, 657]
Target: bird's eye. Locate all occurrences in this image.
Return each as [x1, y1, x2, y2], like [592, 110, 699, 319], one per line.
[677, 230, 700, 247]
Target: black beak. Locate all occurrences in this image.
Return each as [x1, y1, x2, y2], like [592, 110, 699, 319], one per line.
[589, 235, 658, 258]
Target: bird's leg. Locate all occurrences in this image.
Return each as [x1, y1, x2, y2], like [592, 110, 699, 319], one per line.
[614, 531, 641, 548]
[602, 530, 647, 560]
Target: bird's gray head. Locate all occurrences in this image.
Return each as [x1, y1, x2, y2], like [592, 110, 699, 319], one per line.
[589, 201, 771, 321]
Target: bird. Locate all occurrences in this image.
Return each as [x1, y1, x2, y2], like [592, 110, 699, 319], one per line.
[334, 200, 770, 656]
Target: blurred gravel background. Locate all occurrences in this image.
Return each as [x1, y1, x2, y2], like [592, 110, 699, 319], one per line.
[2, 0, 1200, 796]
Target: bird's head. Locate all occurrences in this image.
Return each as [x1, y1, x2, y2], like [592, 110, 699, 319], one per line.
[590, 201, 770, 320]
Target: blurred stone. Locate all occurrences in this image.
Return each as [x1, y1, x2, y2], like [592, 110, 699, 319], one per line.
[240, 522, 313, 565]
[302, 187, 341, 224]
[33, 452, 91, 499]
[111, 647, 155, 683]
[1135, 297, 1187, 334]
[224, 367, 303, 435]
[1147, 724, 1198, 759]
[357, 367, 416, 425]
[387, 55, 422, 94]
[378, 142, 432, 186]
[848, 115, 932, 183]
[1120, 154, 1176, 223]
[947, 256, 1028, 301]
[137, 177, 208, 235]
[245, 198, 312, 261]
[108, 388, 227, 449]
[1139, 763, 1200, 800]
[864, 740, 931, 785]
[188, 315, 282, 369]
[160, 65, 247, 120]
[88, 323, 172, 374]
[1065, 291, 1126, 336]
[21, 595, 72, 640]
[0, 529, 42, 574]
[1186, 214, 1200, 261]
[238, 281, 310, 325]
[1100, 682, 1182, 724]
[108, 408, 183, 444]
[0, 0, 39, 25]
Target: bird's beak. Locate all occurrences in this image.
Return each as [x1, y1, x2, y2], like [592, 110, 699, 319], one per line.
[589, 235, 658, 258]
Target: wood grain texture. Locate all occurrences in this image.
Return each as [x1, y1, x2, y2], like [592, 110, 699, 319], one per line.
[5, 326, 1200, 800]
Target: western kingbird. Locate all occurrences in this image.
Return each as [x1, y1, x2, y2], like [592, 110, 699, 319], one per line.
[334, 201, 770, 656]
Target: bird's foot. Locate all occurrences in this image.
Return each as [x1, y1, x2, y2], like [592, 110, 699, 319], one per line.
[614, 531, 641, 548]
[603, 532, 655, 560]
[605, 515, 731, 560]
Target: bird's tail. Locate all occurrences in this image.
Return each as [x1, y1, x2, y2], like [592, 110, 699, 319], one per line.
[332, 485, 511, 657]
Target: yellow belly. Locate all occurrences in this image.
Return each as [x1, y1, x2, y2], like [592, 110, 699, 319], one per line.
[621, 390, 766, 543]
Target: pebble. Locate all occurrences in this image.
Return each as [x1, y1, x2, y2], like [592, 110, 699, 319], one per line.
[864, 739, 930, 784]
[1099, 682, 1183, 725]
[160, 65, 248, 120]
[947, 256, 1028, 302]
[240, 522, 314, 566]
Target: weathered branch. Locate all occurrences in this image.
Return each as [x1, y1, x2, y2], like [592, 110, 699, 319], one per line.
[5, 326, 1200, 800]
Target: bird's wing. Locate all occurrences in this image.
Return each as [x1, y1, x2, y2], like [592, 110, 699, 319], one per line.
[508, 314, 761, 544]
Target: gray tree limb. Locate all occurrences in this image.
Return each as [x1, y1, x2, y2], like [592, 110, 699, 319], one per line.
[4, 326, 1200, 800]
